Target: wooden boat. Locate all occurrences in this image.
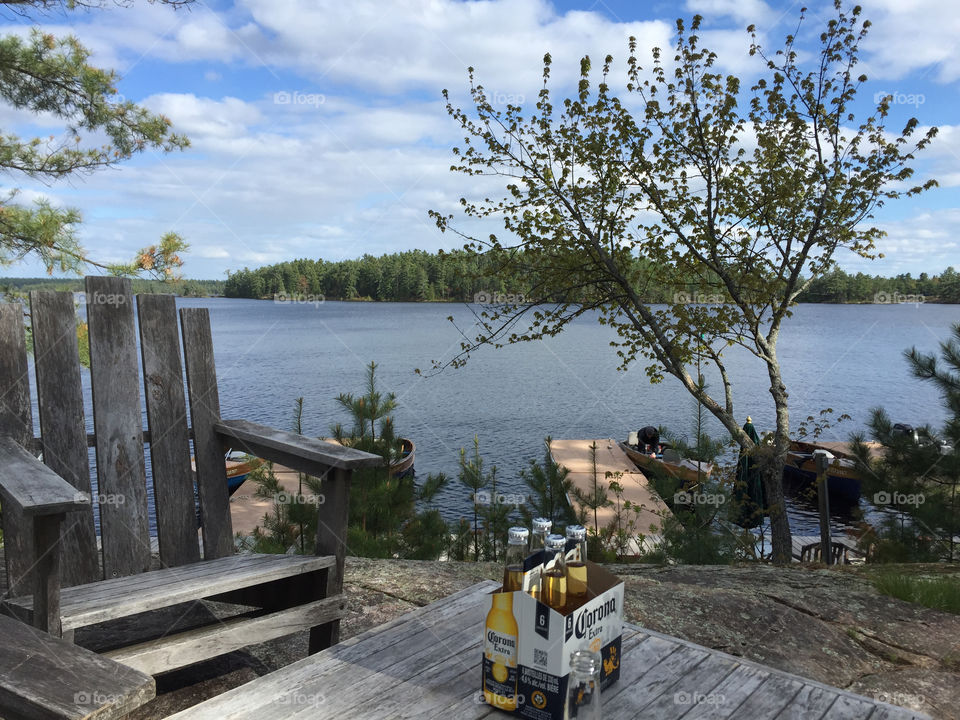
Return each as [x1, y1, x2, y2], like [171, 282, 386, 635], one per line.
[391, 438, 416, 478]
[224, 452, 265, 494]
[619, 440, 713, 485]
[782, 440, 862, 503]
[325, 437, 416, 478]
[191, 451, 265, 496]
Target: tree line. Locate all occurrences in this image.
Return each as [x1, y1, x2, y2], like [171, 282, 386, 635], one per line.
[1, 277, 224, 297]
[223, 251, 960, 304]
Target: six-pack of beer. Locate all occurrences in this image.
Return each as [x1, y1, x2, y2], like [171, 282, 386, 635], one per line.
[481, 520, 625, 719]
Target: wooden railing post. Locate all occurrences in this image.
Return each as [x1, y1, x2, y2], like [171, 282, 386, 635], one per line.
[310, 466, 351, 653]
[32, 513, 64, 636]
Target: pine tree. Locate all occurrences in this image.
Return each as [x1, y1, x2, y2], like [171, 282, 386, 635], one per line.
[851, 323, 960, 562]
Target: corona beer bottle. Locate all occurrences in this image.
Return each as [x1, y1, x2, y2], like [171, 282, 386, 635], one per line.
[529, 517, 552, 597]
[502, 527, 529, 592]
[565, 524, 589, 611]
[483, 591, 520, 710]
[541, 534, 568, 612]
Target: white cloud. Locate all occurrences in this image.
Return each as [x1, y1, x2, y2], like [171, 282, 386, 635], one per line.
[859, 0, 960, 82]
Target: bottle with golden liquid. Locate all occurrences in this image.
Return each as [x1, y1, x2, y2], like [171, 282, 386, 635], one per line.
[565, 524, 589, 612]
[541, 533, 568, 612]
[529, 518, 552, 597]
[502, 527, 529, 592]
[483, 591, 520, 710]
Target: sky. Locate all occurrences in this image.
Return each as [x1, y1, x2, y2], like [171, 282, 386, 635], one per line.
[1, 0, 958, 279]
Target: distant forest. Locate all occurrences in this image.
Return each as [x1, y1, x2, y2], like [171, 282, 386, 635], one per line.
[1, 277, 225, 297]
[4, 253, 957, 304]
[222, 250, 960, 304]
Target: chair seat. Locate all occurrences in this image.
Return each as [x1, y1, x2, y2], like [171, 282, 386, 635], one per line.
[3, 553, 335, 632]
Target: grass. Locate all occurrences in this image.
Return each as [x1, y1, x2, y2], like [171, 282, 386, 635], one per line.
[872, 571, 960, 615]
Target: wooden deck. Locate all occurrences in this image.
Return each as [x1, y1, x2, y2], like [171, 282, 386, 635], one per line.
[549, 438, 672, 551]
[167, 580, 929, 719]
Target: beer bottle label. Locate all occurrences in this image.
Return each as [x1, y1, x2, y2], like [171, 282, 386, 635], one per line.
[483, 628, 519, 705]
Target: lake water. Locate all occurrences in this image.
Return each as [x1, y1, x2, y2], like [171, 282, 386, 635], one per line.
[196, 298, 955, 537]
[51, 298, 957, 538]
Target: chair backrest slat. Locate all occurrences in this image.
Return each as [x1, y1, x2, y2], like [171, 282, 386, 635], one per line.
[29, 291, 101, 585]
[0, 302, 36, 596]
[180, 307, 233, 559]
[85, 277, 151, 578]
[137, 294, 201, 567]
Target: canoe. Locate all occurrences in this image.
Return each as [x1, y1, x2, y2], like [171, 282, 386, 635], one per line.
[782, 440, 862, 503]
[191, 452, 265, 496]
[619, 441, 713, 485]
[225, 453, 265, 495]
[325, 437, 415, 478]
[391, 438, 416, 478]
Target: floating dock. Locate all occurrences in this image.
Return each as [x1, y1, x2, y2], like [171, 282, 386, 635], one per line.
[549, 438, 673, 554]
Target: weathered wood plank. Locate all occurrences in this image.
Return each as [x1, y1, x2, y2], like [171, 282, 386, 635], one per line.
[0, 436, 91, 516]
[0, 614, 154, 720]
[29, 290, 101, 587]
[31, 513, 64, 635]
[310, 466, 351, 652]
[164, 581, 501, 719]
[631, 650, 738, 719]
[0, 301, 36, 597]
[85, 276, 151, 579]
[179, 307, 233, 560]
[137, 294, 200, 568]
[215, 419, 384, 472]
[680, 663, 770, 719]
[5, 553, 335, 631]
[725, 674, 804, 719]
[604, 644, 711, 719]
[105, 596, 345, 675]
[821, 694, 879, 719]
[774, 685, 841, 720]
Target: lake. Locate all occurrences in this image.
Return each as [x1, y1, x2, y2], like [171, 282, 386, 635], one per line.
[51, 298, 957, 538]
[195, 298, 954, 537]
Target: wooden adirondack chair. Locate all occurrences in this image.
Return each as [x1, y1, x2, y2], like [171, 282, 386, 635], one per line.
[0, 277, 381, 676]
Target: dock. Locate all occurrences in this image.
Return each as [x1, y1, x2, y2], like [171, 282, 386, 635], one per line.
[549, 438, 672, 553]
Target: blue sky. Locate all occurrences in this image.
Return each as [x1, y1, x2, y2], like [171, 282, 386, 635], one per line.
[2, 0, 958, 279]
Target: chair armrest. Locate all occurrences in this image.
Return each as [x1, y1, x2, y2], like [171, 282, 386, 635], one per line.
[0, 437, 90, 517]
[213, 419, 383, 476]
[0, 614, 155, 720]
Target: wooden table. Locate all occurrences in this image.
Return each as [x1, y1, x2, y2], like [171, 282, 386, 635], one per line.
[0, 614, 154, 720]
[168, 580, 930, 720]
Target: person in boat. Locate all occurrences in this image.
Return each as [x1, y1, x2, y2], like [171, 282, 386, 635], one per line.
[637, 425, 660, 453]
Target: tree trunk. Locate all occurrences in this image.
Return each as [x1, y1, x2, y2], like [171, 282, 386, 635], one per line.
[766, 358, 794, 565]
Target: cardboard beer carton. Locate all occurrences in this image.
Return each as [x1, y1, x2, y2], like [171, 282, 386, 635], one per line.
[481, 560, 624, 719]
